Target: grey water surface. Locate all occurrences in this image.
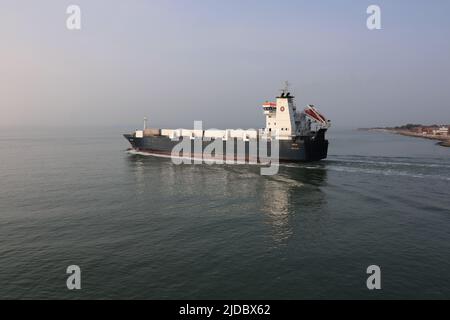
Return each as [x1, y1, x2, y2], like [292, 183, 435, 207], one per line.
[0, 127, 449, 299]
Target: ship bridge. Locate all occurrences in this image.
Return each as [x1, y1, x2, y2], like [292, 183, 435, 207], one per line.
[262, 102, 277, 115]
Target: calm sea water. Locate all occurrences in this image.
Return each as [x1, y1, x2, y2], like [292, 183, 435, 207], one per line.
[0, 127, 449, 299]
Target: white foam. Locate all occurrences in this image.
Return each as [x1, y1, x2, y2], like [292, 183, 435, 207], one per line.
[328, 158, 450, 169]
[269, 175, 304, 187]
[126, 149, 277, 167]
[325, 165, 450, 181]
[126, 150, 450, 181]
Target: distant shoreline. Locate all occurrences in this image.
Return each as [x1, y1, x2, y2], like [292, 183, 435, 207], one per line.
[359, 128, 450, 147]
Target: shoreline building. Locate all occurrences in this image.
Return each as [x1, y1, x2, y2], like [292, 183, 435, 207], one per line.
[432, 126, 449, 136]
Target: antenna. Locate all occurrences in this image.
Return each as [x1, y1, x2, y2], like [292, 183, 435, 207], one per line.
[280, 81, 291, 95]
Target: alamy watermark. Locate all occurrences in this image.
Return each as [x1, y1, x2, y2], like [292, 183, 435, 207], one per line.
[66, 265, 81, 290]
[168, 121, 279, 176]
[66, 5, 81, 30]
[366, 265, 381, 290]
[64, 5, 381, 31]
[63, 264, 382, 292]
[367, 5, 382, 30]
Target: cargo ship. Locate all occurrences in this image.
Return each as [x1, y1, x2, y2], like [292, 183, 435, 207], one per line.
[124, 85, 330, 162]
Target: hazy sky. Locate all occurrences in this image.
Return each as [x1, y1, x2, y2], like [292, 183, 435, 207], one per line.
[1, 0, 449, 129]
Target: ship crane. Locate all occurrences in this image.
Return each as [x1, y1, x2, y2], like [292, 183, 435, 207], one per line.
[302, 105, 330, 129]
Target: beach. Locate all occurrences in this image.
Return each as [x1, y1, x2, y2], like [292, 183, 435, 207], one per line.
[366, 128, 450, 147]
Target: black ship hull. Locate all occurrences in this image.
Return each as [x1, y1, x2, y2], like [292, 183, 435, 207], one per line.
[124, 131, 328, 162]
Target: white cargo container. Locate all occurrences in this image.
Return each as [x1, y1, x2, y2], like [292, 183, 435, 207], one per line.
[135, 130, 143, 138]
[204, 129, 226, 139]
